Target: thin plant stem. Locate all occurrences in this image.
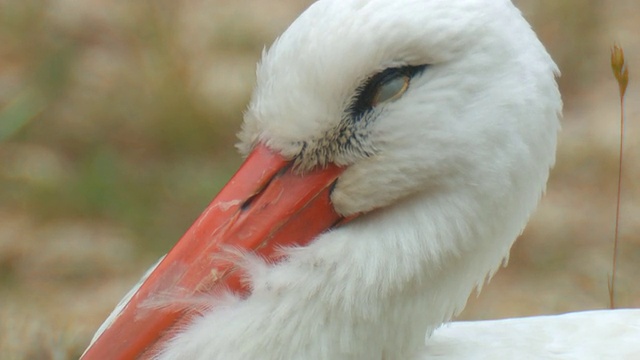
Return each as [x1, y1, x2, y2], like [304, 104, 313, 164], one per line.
[609, 95, 624, 309]
[608, 44, 628, 309]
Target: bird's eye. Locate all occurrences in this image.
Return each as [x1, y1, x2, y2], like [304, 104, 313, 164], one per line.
[372, 74, 410, 106]
[349, 64, 428, 120]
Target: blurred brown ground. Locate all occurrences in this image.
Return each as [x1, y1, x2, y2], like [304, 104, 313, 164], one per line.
[0, 0, 639, 358]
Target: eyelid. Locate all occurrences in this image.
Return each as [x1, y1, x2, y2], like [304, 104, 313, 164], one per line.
[372, 74, 410, 106]
[349, 64, 428, 120]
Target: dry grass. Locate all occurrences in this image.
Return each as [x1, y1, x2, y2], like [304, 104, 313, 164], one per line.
[0, 0, 638, 358]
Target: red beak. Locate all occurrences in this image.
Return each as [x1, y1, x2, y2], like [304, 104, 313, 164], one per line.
[81, 144, 347, 359]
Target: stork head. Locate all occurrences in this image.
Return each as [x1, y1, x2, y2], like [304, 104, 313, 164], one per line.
[240, 0, 560, 216]
[83, 1, 561, 358]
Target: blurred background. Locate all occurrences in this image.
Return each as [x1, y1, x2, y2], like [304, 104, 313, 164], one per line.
[0, 0, 638, 358]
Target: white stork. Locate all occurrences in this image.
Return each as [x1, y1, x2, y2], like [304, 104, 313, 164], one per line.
[82, 0, 640, 359]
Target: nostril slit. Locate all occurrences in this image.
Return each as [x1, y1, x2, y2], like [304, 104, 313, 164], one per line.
[240, 193, 259, 211]
[241, 162, 293, 212]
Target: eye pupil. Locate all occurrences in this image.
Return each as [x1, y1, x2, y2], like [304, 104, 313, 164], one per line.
[373, 75, 410, 106]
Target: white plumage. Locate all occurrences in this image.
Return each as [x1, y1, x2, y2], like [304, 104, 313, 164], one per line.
[424, 310, 640, 359]
[90, 0, 640, 359]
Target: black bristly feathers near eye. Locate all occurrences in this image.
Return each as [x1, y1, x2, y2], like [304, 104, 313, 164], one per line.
[293, 65, 427, 170]
[349, 64, 428, 121]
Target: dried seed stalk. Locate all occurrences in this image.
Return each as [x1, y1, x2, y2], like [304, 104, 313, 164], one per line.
[608, 44, 628, 309]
